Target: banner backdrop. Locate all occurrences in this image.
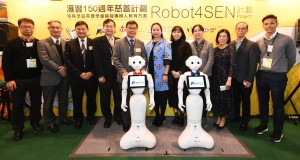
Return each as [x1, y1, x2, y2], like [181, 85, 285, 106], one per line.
[5, 0, 300, 116]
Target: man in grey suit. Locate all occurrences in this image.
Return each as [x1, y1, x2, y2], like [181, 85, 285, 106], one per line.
[230, 22, 260, 131]
[37, 20, 73, 133]
[112, 20, 147, 132]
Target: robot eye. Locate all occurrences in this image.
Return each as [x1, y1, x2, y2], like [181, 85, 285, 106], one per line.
[133, 61, 135, 64]
[197, 62, 200, 64]
[139, 61, 141, 64]
[191, 62, 194, 64]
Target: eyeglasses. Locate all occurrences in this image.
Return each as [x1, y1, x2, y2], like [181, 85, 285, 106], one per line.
[49, 26, 61, 30]
[20, 25, 34, 29]
[236, 27, 247, 31]
[127, 27, 137, 30]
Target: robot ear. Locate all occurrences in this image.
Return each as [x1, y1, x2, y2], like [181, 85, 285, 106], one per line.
[128, 57, 133, 65]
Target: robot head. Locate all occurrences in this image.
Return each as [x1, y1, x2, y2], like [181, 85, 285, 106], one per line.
[129, 56, 145, 70]
[185, 56, 202, 71]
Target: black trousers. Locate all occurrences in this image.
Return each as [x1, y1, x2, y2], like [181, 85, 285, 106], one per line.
[233, 78, 253, 124]
[99, 79, 121, 120]
[71, 81, 98, 120]
[154, 91, 168, 117]
[256, 71, 287, 134]
[11, 77, 42, 131]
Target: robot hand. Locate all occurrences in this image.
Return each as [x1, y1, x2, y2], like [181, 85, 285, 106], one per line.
[121, 101, 128, 112]
[206, 101, 212, 111]
[178, 100, 186, 112]
[149, 100, 155, 110]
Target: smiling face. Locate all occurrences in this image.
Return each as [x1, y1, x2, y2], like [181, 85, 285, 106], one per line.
[172, 29, 182, 41]
[75, 24, 89, 39]
[129, 56, 145, 70]
[151, 24, 162, 39]
[218, 32, 229, 46]
[186, 56, 202, 71]
[262, 17, 278, 35]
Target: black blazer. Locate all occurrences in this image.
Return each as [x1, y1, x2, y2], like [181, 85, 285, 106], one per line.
[93, 35, 119, 81]
[230, 38, 260, 83]
[64, 37, 97, 85]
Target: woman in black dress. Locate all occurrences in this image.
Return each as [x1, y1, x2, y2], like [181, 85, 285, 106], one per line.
[211, 29, 234, 129]
[168, 26, 192, 127]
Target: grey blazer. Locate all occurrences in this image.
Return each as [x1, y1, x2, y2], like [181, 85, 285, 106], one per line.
[112, 37, 147, 82]
[37, 37, 66, 86]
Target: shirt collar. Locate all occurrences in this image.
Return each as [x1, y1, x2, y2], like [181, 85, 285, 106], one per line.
[126, 36, 135, 43]
[51, 37, 60, 44]
[264, 32, 278, 40]
[106, 35, 114, 41]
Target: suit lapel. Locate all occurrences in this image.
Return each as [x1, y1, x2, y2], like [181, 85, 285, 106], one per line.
[122, 37, 131, 55]
[48, 37, 60, 58]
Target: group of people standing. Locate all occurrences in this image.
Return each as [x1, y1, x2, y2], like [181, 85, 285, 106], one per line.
[2, 14, 296, 144]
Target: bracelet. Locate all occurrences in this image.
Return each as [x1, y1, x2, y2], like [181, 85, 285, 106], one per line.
[163, 73, 168, 76]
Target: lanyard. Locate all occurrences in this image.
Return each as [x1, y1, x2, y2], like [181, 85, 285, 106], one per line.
[20, 38, 34, 59]
[194, 39, 205, 57]
[264, 34, 278, 56]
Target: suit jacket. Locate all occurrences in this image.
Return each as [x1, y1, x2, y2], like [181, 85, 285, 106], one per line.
[93, 35, 119, 81]
[64, 37, 97, 85]
[230, 38, 260, 83]
[112, 37, 147, 82]
[37, 37, 66, 86]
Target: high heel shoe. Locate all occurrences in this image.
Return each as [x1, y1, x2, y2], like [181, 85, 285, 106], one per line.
[217, 123, 226, 129]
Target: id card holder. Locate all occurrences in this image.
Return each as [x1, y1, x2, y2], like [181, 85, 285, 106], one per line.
[262, 58, 272, 69]
[26, 59, 37, 68]
[267, 45, 273, 53]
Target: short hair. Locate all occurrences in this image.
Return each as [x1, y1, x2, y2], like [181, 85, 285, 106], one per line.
[18, 18, 34, 26]
[47, 20, 62, 26]
[126, 20, 138, 28]
[75, 21, 89, 29]
[262, 14, 278, 23]
[151, 22, 163, 39]
[192, 24, 204, 33]
[235, 22, 248, 29]
[215, 29, 231, 45]
[170, 26, 186, 42]
[103, 19, 116, 27]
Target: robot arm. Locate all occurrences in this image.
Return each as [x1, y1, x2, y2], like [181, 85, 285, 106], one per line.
[204, 75, 212, 111]
[177, 74, 186, 112]
[147, 74, 155, 110]
[121, 75, 129, 112]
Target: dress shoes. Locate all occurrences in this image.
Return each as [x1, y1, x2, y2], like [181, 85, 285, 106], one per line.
[31, 123, 44, 132]
[60, 118, 74, 125]
[13, 130, 23, 141]
[217, 123, 226, 130]
[239, 123, 248, 132]
[123, 122, 131, 132]
[104, 118, 112, 128]
[48, 124, 59, 133]
[87, 117, 97, 125]
[74, 119, 83, 130]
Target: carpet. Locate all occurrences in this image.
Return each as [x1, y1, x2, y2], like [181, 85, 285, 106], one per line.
[70, 117, 254, 158]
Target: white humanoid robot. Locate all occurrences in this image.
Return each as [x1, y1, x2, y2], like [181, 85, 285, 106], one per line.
[120, 56, 156, 150]
[177, 56, 214, 149]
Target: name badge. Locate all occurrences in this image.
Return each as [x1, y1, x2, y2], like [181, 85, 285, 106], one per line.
[262, 58, 272, 69]
[26, 59, 37, 68]
[26, 42, 33, 47]
[135, 48, 141, 52]
[267, 45, 273, 53]
[89, 46, 93, 50]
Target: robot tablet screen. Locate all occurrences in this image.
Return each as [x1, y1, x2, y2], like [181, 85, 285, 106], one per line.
[186, 75, 206, 89]
[128, 75, 147, 88]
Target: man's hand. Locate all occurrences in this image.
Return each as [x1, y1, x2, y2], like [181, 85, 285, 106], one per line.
[6, 80, 17, 91]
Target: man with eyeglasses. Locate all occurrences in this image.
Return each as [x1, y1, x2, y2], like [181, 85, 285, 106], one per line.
[37, 20, 73, 134]
[93, 19, 123, 128]
[112, 20, 147, 132]
[2, 18, 43, 141]
[230, 22, 260, 132]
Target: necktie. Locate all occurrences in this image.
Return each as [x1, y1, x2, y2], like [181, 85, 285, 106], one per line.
[129, 39, 134, 56]
[55, 39, 60, 45]
[109, 37, 114, 47]
[81, 39, 86, 67]
[191, 71, 200, 76]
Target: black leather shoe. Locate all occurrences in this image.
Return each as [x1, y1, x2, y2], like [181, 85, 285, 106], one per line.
[60, 118, 74, 125]
[74, 119, 83, 130]
[239, 123, 248, 132]
[123, 122, 131, 132]
[217, 123, 226, 129]
[87, 117, 97, 125]
[114, 118, 123, 125]
[13, 130, 23, 141]
[104, 118, 112, 128]
[48, 124, 59, 133]
[31, 123, 44, 132]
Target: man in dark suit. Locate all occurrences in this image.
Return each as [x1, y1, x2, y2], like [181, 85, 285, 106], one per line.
[37, 20, 73, 133]
[64, 21, 98, 129]
[231, 22, 260, 131]
[112, 20, 147, 132]
[93, 19, 122, 128]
